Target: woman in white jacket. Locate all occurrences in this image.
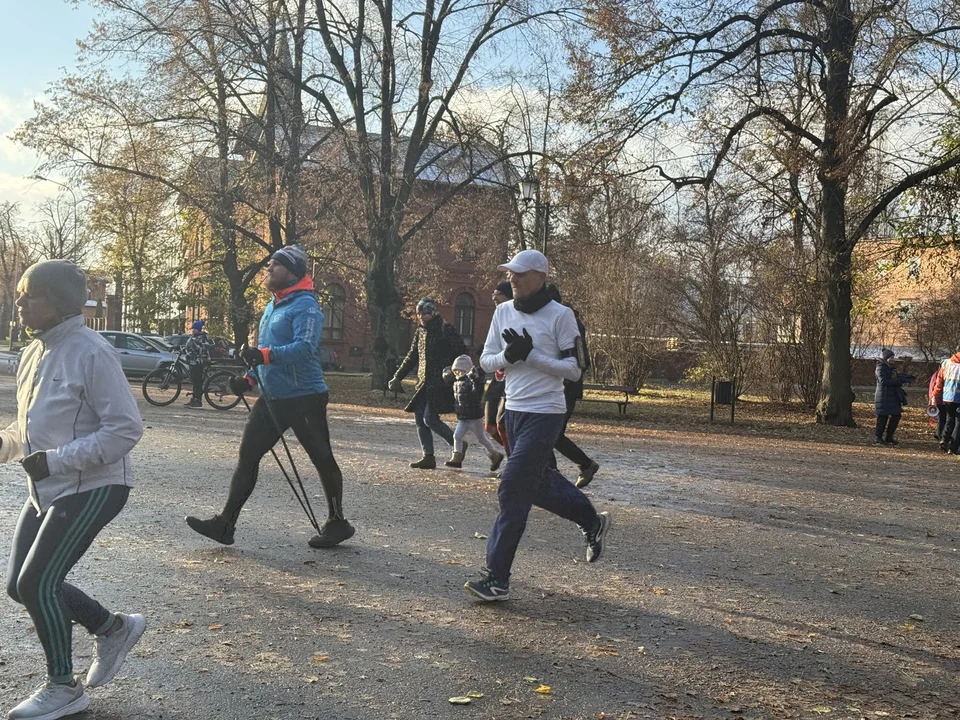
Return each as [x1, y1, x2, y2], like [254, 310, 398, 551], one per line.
[1, 260, 146, 720]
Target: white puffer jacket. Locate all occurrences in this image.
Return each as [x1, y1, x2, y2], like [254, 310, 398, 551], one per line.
[0, 316, 143, 512]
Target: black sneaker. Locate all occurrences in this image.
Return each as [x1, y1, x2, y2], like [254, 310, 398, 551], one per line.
[410, 454, 437, 470]
[575, 460, 600, 489]
[308, 518, 356, 548]
[583, 511, 611, 563]
[884, 438, 899, 446]
[185, 514, 235, 545]
[464, 570, 509, 602]
[874, 437, 886, 445]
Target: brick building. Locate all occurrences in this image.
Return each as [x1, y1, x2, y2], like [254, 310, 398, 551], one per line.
[183, 123, 515, 369]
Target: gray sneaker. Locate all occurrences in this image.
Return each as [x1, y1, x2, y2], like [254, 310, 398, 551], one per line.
[583, 511, 611, 563]
[8, 681, 89, 720]
[86, 612, 147, 688]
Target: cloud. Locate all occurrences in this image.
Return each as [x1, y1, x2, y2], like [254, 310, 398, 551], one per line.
[0, 91, 59, 214]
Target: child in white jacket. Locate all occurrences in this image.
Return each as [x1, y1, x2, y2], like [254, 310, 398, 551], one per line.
[1, 260, 147, 720]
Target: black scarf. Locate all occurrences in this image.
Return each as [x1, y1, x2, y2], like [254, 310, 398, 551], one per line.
[513, 284, 554, 314]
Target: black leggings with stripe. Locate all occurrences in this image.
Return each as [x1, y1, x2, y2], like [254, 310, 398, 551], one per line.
[6, 485, 129, 683]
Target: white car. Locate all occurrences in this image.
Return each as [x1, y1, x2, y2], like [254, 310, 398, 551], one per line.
[98, 331, 178, 375]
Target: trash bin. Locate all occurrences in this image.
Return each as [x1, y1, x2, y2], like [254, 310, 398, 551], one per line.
[714, 380, 733, 405]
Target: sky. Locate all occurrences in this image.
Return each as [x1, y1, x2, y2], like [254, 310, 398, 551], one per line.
[0, 0, 96, 216]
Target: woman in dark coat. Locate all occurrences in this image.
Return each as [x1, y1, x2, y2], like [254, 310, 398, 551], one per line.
[389, 297, 468, 468]
[874, 349, 914, 445]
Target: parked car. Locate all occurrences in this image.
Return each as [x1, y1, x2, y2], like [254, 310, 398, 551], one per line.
[98, 331, 178, 376]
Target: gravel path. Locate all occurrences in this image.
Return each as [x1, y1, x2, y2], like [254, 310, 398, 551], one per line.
[0, 376, 957, 719]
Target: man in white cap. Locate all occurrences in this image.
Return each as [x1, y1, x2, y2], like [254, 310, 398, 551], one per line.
[466, 249, 610, 601]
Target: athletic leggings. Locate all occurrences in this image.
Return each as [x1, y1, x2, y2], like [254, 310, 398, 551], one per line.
[222, 392, 344, 525]
[6, 485, 129, 683]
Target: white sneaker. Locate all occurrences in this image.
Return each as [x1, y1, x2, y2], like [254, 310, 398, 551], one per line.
[7, 681, 89, 720]
[85, 612, 146, 688]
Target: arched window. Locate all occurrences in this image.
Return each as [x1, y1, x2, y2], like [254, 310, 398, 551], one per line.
[454, 292, 475, 346]
[321, 284, 345, 341]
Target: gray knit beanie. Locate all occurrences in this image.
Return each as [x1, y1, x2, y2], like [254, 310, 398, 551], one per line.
[272, 244, 308, 279]
[18, 260, 87, 317]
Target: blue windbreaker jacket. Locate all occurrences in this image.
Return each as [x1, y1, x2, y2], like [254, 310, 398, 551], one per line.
[254, 276, 328, 399]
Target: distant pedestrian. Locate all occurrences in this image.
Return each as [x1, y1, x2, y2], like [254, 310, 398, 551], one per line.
[933, 349, 960, 453]
[389, 297, 468, 469]
[874, 349, 914, 445]
[185, 244, 355, 549]
[3, 260, 146, 720]
[183, 319, 212, 409]
[443, 354, 505, 470]
[466, 250, 610, 602]
[928, 362, 947, 444]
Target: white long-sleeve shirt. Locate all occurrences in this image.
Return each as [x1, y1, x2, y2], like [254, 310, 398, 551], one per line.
[480, 298, 581, 414]
[0, 315, 143, 512]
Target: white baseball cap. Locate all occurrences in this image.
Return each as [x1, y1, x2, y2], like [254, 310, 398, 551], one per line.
[498, 249, 549, 275]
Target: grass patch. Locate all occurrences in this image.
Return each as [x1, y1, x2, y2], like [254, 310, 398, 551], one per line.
[324, 373, 937, 449]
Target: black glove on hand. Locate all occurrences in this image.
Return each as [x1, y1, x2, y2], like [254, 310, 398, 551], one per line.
[21, 451, 50, 482]
[388, 377, 403, 393]
[229, 375, 252, 396]
[502, 328, 534, 364]
[240, 345, 266, 367]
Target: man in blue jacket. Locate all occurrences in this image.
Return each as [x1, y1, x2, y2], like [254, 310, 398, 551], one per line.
[185, 244, 355, 549]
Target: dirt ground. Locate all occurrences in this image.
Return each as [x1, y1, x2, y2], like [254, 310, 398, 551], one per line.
[0, 375, 957, 720]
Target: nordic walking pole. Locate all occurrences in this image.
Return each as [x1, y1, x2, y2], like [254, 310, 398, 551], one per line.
[237, 392, 321, 533]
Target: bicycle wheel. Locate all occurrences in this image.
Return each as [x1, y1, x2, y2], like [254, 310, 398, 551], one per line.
[205, 369, 242, 410]
[142, 367, 182, 406]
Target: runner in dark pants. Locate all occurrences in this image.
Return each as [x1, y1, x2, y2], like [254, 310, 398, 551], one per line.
[185, 244, 355, 549]
[3, 260, 146, 720]
[544, 284, 600, 487]
[466, 250, 611, 602]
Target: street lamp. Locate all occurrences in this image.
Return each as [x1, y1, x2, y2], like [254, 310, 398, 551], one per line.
[517, 167, 550, 255]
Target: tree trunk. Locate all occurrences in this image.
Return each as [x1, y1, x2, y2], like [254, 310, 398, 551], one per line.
[816, 180, 855, 425]
[365, 244, 404, 390]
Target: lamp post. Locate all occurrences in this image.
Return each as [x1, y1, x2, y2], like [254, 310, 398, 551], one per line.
[518, 167, 551, 255]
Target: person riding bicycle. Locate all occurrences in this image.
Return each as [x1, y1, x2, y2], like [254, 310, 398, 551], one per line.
[185, 244, 355, 550]
[183, 320, 212, 409]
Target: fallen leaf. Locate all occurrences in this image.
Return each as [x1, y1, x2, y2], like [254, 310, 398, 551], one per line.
[900, 624, 915, 631]
[207, 624, 223, 631]
[523, 676, 538, 683]
[313, 655, 329, 663]
[305, 676, 319, 684]
[651, 587, 667, 595]
[534, 684, 552, 694]
[467, 691, 484, 698]
[449, 696, 472, 705]
[473, 532, 488, 539]
[637, 646, 645, 654]
[908, 614, 924, 622]
[810, 707, 832, 714]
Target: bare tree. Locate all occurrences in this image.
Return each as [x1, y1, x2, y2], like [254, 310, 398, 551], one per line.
[0, 204, 33, 340]
[32, 193, 91, 264]
[569, 0, 960, 424]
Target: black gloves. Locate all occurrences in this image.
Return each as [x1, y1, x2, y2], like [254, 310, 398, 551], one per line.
[240, 345, 267, 367]
[502, 328, 533, 364]
[229, 375, 253, 396]
[22, 451, 50, 482]
[388, 377, 403, 393]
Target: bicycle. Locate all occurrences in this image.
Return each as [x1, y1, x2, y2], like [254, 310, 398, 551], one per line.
[141, 351, 241, 410]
